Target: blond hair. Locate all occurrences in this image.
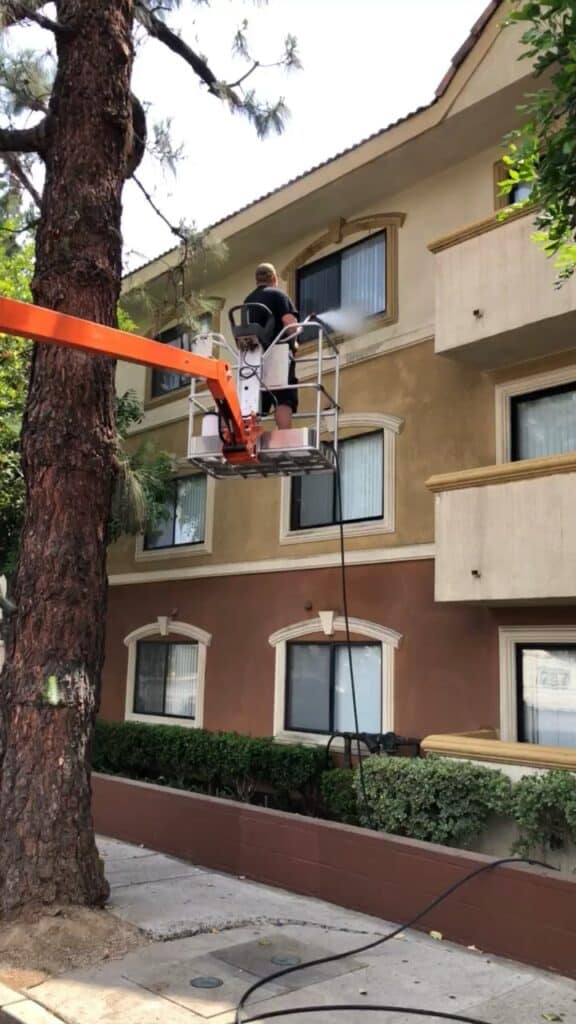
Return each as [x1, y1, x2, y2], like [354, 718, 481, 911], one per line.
[255, 262, 277, 285]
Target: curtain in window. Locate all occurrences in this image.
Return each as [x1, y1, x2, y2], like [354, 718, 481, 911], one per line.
[134, 643, 166, 714]
[341, 234, 385, 316]
[520, 646, 576, 748]
[294, 471, 334, 529]
[286, 645, 331, 732]
[333, 645, 381, 732]
[339, 433, 383, 521]
[175, 476, 206, 544]
[165, 643, 198, 718]
[515, 388, 576, 459]
[298, 255, 340, 318]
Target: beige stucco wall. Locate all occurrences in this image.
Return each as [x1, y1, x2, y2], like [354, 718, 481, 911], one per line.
[434, 470, 576, 603]
[434, 213, 576, 367]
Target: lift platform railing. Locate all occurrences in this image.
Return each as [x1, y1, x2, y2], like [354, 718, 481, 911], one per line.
[187, 318, 341, 479]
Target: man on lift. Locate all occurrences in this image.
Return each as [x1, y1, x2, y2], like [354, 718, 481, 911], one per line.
[243, 262, 299, 428]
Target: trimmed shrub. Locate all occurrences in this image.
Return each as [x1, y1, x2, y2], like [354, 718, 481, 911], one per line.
[358, 755, 512, 847]
[320, 768, 360, 826]
[512, 769, 576, 855]
[92, 720, 328, 812]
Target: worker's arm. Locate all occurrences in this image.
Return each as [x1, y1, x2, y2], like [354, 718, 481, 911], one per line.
[282, 312, 299, 348]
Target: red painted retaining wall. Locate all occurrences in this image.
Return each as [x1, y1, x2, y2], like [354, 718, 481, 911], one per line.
[93, 773, 576, 978]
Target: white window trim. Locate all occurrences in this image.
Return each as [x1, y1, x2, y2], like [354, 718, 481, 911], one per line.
[279, 414, 403, 545]
[495, 365, 576, 463]
[124, 617, 212, 729]
[270, 615, 402, 746]
[134, 470, 215, 562]
[499, 625, 576, 741]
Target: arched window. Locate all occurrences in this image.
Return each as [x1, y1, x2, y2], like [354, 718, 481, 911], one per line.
[123, 618, 211, 728]
[269, 615, 402, 745]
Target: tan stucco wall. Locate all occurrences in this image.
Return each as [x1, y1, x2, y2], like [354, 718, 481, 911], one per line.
[108, 338, 496, 575]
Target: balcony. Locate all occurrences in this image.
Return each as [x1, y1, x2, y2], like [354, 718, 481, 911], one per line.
[429, 209, 576, 367]
[427, 452, 576, 603]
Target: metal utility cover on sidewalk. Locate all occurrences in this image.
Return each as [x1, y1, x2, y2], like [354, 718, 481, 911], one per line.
[212, 937, 365, 991]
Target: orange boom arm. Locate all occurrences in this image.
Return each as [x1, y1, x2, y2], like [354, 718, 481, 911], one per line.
[0, 296, 251, 452]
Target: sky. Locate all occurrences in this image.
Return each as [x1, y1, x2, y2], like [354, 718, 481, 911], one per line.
[6, 0, 493, 269]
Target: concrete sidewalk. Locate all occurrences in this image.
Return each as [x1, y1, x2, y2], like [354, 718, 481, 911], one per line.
[1, 836, 575, 1024]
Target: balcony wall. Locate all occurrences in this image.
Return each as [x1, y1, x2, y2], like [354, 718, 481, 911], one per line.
[427, 453, 576, 602]
[429, 210, 576, 367]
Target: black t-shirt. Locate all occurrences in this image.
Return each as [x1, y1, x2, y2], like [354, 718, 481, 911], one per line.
[243, 285, 297, 346]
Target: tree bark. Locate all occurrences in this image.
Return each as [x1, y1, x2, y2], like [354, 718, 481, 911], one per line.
[0, 0, 135, 915]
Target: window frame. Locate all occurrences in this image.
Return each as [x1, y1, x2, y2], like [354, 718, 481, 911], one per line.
[290, 431, 384, 532]
[149, 325, 191, 403]
[280, 213, 404, 338]
[144, 303, 224, 409]
[280, 415, 401, 545]
[135, 468, 215, 562]
[296, 230, 387, 323]
[143, 474, 208, 552]
[515, 641, 576, 747]
[510, 380, 576, 463]
[124, 618, 211, 729]
[285, 639, 382, 736]
[495, 366, 576, 463]
[499, 626, 576, 747]
[134, 638, 199, 721]
[270, 615, 402, 747]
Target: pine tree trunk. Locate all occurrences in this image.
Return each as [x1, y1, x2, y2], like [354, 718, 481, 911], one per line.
[0, 1, 135, 915]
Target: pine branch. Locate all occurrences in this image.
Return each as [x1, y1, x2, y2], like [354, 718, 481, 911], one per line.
[134, 1, 240, 107]
[0, 121, 47, 154]
[132, 174, 188, 241]
[1, 153, 41, 206]
[1, 2, 71, 35]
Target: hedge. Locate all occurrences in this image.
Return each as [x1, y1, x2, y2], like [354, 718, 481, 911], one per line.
[358, 755, 513, 848]
[93, 720, 329, 812]
[93, 721, 576, 858]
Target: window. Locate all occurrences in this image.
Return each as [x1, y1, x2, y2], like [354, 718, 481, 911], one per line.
[511, 382, 576, 461]
[134, 640, 199, 720]
[509, 181, 534, 205]
[516, 644, 576, 748]
[144, 475, 206, 550]
[291, 432, 383, 530]
[151, 326, 191, 398]
[286, 642, 382, 735]
[124, 619, 211, 728]
[297, 233, 386, 320]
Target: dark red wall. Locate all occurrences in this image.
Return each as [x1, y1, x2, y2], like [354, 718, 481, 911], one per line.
[102, 560, 576, 738]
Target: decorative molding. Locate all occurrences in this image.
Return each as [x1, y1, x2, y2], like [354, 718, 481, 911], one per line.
[495, 364, 576, 463]
[123, 620, 212, 648]
[421, 732, 576, 772]
[270, 615, 401, 747]
[109, 543, 435, 586]
[426, 451, 576, 493]
[318, 610, 335, 636]
[268, 616, 402, 648]
[134, 473, 215, 562]
[279, 420, 398, 546]
[321, 412, 403, 435]
[427, 204, 535, 255]
[123, 619, 211, 730]
[281, 212, 406, 280]
[498, 625, 576, 744]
